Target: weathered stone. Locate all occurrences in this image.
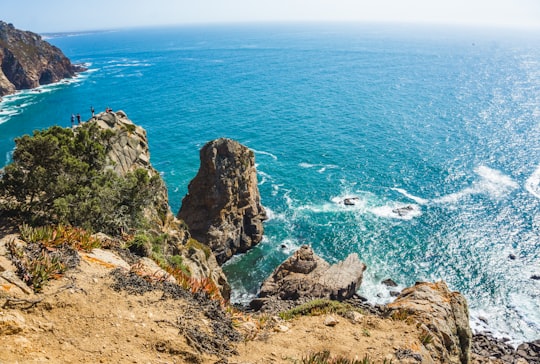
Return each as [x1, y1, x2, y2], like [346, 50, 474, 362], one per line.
[0, 311, 26, 335]
[1, 270, 33, 294]
[387, 281, 472, 364]
[323, 315, 339, 327]
[344, 310, 364, 324]
[178, 138, 267, 265]
[84, 249, 131, 270]
[131, 257, 176, 284]
[257, 245, 366, 304]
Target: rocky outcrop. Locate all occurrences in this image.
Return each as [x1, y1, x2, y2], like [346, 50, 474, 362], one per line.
[387, 281, 472, 364]
[0, 21, 84, 97]
[178, 138, 267, 265]
[252, 245, 366, 310]
[89, 111, 230, 299]
[92, 110, 156, 177]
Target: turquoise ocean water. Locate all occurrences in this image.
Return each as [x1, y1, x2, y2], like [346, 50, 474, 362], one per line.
[0, 23, 538, 343]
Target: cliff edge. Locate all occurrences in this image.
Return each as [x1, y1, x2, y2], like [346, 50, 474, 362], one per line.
[0, 21, 84, 97]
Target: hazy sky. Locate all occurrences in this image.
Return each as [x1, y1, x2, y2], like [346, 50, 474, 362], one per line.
[2, 0, 539, 33]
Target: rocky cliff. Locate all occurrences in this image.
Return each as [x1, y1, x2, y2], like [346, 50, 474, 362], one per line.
[89, 111, 229, 298]
[0, 21, 84, 97]
[388, 281, 472, 364]
[178, 138, 267, 265]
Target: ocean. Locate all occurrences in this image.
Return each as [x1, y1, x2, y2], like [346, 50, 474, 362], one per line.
[0, 23, 538, 344]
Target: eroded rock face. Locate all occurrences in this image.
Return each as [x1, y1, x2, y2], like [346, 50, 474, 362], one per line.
[178, 138, 267, 265]
[254, 245, 366, 307]
[0, 21, 84, 97]
[92, 110, 155, 177]
[387, 281, 472, 364]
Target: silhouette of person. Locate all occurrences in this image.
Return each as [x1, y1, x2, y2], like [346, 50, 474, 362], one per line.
[76, 113, 81, 124]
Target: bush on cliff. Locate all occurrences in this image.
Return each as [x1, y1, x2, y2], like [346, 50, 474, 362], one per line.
[0, 122, 162, 235]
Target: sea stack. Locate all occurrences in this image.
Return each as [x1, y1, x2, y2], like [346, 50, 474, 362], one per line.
[0, 21, 85, 97]
[178, 138, 267, 265]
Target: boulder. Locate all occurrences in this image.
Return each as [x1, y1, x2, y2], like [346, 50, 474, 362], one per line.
[178, 138, 267, 265]
[256, 245, 366, 303]
[387, 281, 472, 364]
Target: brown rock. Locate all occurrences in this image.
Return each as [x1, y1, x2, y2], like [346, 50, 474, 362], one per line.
[0, 21, 85, 97]
[257, 245, 366, 302]
[387, 281, 472, 364]
[178, 138, 267, 265]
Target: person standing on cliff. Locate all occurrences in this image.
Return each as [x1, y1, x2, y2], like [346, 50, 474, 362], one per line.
[71, 114, 75, 128]
[90, 106, 94, 117]
[76, 113, 81, 124]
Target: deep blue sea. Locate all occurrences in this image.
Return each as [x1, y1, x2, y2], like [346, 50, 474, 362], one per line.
[1, 23, 539, 344]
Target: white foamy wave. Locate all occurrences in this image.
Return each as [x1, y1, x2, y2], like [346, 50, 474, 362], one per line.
[299, 162, 338, 173]
[330, 195, 368, 212]
[252, 149, 278, 161]
[371, 204, 422, 220]
[391, 187, 429, 205]
[434, 166, 518, 203]
[475, 165, 519, 196]
[525, 165, 540, 199]
[357, 268, 405, 305]
[299, 162, 316, 168]
[278, 238, 302, 255]
[103, 62, 152, 68]
[264, 207, 275, 220]
[258, 170, 273, 186]
[4, 149, 14, 165]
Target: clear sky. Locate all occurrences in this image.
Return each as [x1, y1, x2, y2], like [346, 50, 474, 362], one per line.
[2, 0, 539, 33]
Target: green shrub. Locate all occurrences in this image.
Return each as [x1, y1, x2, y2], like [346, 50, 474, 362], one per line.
[279, 299, 359, 320]
[0, 122, 164, 236]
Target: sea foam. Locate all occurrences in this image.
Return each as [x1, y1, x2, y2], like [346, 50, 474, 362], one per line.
[525, 165, 540, 199]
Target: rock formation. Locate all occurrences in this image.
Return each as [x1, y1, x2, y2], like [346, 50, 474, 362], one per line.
[178, 138, 267, 265]
[0, 21, 84, 97]
[252, 245, 366, 310]
[387, 281, 472, 364]
[89, 111, 230, 298]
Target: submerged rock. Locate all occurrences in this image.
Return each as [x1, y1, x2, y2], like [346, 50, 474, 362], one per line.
[254, 245, 366, 308]
[178, 138, 267, 265]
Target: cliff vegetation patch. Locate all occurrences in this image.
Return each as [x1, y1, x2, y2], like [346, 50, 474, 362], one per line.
[0, 122, 163, 235]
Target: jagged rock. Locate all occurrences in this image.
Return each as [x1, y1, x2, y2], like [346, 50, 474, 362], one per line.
[382, 278, 398, 287]
[0, 21, 84, 97]
[387, 281, 472, 364]
[256, 245, 366, 304]
[178, 138, 267, 265]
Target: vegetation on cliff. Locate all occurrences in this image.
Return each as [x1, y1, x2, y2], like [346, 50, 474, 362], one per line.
[0, 122, 164, 235]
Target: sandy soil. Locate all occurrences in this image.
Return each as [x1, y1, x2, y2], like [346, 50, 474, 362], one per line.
[1, 244, 496, 364]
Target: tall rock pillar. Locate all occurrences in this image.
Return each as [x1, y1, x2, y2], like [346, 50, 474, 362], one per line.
[178, 138, 267, 265]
